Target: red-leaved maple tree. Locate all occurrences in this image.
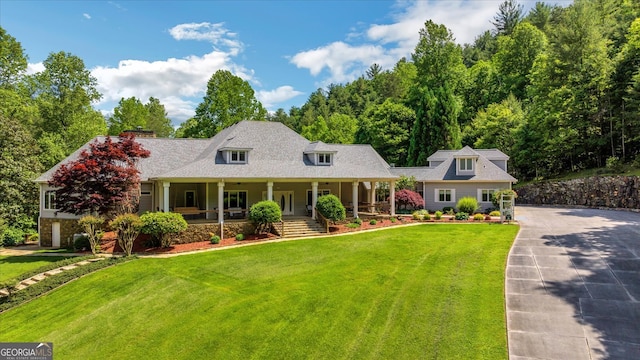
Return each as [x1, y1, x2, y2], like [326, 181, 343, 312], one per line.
[392, 189, 424, 210]
[49, 133, 150, 216]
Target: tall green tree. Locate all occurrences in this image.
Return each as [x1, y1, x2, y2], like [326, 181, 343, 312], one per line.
[184, 70, 266, 138]
[145, 97, 174, 137]
[0, 114, 42, 232]
[527, 0, 612, 173]
[463, 94, 524, 155]
[492, 0, 524, 36]
[108, 97, 147, 135]
[301, 113, 357, 144]
[407, 21, 464, 166]
[0, 26, 28, 89]
[493, 22, 547, 99]
[525, 2, 553, 32]
[356, 100, 415, 166]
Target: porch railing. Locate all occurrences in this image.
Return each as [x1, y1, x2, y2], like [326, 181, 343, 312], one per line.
[314, 208, 330, 233]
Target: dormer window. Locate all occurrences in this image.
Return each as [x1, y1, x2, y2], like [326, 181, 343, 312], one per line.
[230, 150, 247, 163]
[459, 158, 473, 171]
[317, 153, 332, 165]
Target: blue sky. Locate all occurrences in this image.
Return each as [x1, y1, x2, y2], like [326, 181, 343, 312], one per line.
[0, 0, 568, 127]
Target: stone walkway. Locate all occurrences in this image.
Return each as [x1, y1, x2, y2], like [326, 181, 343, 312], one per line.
[507, 206, 640, 360]
[0, 257, 104, 296]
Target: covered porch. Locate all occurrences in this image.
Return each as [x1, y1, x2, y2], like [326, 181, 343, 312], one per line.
[150, 178, 397, 223]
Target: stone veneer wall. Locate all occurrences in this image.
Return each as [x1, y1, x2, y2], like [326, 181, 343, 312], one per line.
[175, 222, 257, 244]
[516, 176, 640, 209]
[39, 217, 83, 247]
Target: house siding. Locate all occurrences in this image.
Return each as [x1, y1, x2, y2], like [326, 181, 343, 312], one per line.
[424, 182, 512, 212]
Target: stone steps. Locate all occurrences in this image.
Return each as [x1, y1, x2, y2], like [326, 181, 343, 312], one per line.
[0, 257, 106, 297]
[281, 219, 327, 238]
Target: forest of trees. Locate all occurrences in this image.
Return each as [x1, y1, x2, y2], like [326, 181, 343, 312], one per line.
[1, 0, 640, 238]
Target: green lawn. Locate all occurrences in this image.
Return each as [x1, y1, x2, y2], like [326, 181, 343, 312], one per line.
[0, 255, 69, 282]
[0, 224, 518, 359]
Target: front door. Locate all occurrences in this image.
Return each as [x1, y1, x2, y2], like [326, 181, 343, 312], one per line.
[273, 191, 294, 215]
[185, 190, 196, 207]
[52, 222, 60, 248]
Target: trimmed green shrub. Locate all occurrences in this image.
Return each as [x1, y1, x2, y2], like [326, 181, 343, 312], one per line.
[1, 228, 23, 247]
[434, 211, 443, 220]
[390, 217, 397, 223]
[456, 197, 479, 214]
[78, 215, 105, 254]
[140, 212, 188, 248]
[235, 233, 245, 241]
[489, 210, 501, 217]
[442, 206, 455, 214]
[491, 189, 517, 209]
[110, 214, 142, 256]
[210, 235, 220, 244]
[73, 235, 91, 251]
[249, 201, 282, 234]
[455, 212, 469, 220]
[346, 223, 360, 229]
[315, 195, 346, 223]
[412, 209, 430, 220]
[473, 213, 485, 221]
[369, 219, 377, 225]
[353, 217, 362, 225]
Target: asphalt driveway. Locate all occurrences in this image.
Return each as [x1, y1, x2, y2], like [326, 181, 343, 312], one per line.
[507, 206, 640, 360]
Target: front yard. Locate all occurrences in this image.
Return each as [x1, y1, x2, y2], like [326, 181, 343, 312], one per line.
[0, 224, 518, 359]
[0, 255, 69, 282]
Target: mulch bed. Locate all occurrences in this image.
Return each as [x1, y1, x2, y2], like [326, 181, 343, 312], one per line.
[96, 232, 278, 255]
[93, 216, 500, 255]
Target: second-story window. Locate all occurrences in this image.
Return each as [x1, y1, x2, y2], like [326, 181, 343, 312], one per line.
[318, 153, 331, 165]
[230, 150, 247, 163]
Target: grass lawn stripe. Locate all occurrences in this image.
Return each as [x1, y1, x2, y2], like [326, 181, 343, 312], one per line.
[0, 224, 517, 359]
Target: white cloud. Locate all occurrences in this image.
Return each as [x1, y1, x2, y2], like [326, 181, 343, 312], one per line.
[26, 62, 44, 74]
[83, 13, 91, 20]
[169, 22, 242, 55]
[91, 50, 242, 123]
[290, 0, 502, 85]
[257, 86, 304, 109]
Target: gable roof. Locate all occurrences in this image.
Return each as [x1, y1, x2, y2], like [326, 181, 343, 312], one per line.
[36, 121, 398, 183]
[391, 147, 516, 182]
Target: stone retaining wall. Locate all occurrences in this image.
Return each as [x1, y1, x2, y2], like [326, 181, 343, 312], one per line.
[516, 176, 640, 209]
[176, 222, 256, 243]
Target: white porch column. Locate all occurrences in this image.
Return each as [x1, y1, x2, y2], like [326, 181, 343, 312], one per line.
[163, 182, 170, 212]
[352, 181, 359, 218]
[390, 180, 396, 217]
[217, 181, 224, 224]
[423, 181, 427, 209]
[267, 181, 273, 201]
[311, 181, 318, 219]
[370, 181, 377, 212]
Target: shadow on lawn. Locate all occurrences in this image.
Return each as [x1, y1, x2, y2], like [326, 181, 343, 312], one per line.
[539, 209, 640, 359]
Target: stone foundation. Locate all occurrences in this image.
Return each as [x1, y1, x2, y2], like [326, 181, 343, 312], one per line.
[175, 222, 257, 244]
[39, 217, 82, 248]
[517, 176, 640, 209]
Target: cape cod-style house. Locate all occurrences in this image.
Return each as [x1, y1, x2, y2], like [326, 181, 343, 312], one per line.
[35, 120, 516, 247]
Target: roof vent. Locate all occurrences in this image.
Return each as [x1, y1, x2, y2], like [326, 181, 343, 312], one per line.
[390, 163, 395, 168]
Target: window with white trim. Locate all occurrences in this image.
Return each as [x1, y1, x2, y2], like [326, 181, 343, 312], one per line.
[478, 189, 495, 203]
[317, 153, 332, 165]
[44, 191, 57, 210]
[229, 150, 247, 163]
[435, 189, 455, 202]
[458, 158, 474, 171]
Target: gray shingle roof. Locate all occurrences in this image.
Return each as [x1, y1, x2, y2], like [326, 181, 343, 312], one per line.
[37, 121, 398, 182]
[392, 148, 516, 182]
